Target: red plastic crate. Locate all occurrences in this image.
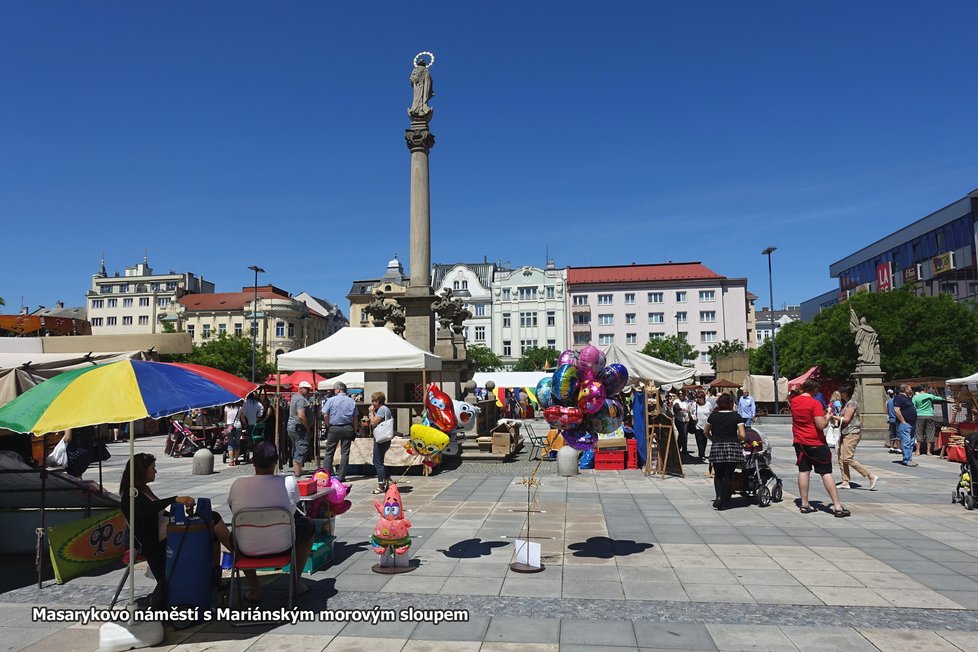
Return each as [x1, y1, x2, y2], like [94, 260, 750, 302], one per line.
[947, 445, 967, 464]
[626, 439, 638, 469]
[594, 450, 626, 470]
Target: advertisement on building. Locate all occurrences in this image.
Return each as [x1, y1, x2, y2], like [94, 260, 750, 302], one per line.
[876, 262, 893, 292]
[931, 252, 955, 276]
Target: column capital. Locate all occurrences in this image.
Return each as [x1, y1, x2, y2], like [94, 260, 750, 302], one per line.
[405, 124, 435, 153]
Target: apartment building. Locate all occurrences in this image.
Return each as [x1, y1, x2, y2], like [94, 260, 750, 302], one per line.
[431, 262, 496, 347]
[490, 260, 567, 368]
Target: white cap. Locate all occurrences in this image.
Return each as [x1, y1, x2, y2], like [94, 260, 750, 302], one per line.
[886, 388, 894, 395]
[298, 381, 313, 389]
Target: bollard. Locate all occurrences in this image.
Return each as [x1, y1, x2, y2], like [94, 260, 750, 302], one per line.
[556, 445, 580, 477]
[192, 448, 214, 475]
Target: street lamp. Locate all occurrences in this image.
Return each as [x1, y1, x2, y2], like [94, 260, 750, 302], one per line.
[761, 247, 779, 415]
[248, 265, 265, 382]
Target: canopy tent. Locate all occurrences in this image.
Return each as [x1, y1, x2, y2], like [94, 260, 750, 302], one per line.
[472, 372, 549, 389]
[318, 371, 365, 390]
[0, 351, 144, 379]
[280, 371, 329, 389]
[742, 374, 790, 403]
[277, 327, 441, 372]
[0, 368, 43, 409]
[603, 345, 696, 390]
[947, 371, 978, 389]
[709, 378, 740, 389]
[788, 366, 819, 391]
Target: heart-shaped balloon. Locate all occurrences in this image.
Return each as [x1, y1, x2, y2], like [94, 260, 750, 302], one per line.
[544, 405, 584, 429]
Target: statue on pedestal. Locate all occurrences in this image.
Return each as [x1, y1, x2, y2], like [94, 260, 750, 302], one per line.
[850, 308, 880, 366]
[431, 288, 470, 336]
[408, 52, 434, 121]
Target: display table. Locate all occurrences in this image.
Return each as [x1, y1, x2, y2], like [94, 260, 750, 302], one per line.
[348, 436, 418, 466]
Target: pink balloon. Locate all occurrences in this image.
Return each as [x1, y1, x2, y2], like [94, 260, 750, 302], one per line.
[577, 379, 606, 415]
[327, 476, 348, 504]
[578, 345, 606, 376]
[331, 499, 352, 516]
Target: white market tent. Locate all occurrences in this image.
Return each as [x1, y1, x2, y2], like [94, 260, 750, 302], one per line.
[317, 371, 365, 391]
[472, 372, 549, 389]
[947, 371, 978, 389]
[603, 345, 696, 390]
[742, 374, 790, 403]
[277, 327, 442, 372]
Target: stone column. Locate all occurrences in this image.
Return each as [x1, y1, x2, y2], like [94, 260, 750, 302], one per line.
[406, 119, 434, 289]
[852, 364, 889, 440]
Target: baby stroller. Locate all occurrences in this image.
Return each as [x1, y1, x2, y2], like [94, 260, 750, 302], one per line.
[740, 428, 783, 507]
[168, 420, 206, 458]
[952, 431, 978, 510]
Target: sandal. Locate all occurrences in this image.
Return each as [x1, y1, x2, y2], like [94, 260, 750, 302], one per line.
[799, 504, 817, 514]
[372, 486, 386, 494]
[831, 507, 851, 518]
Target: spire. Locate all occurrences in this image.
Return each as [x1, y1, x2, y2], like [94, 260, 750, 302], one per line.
[97, 252, 107, 278]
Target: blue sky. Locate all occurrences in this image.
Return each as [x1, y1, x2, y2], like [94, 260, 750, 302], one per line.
[2, 1, 977, 314]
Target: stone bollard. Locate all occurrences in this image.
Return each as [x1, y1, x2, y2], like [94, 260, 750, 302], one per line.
[556, 445, 579, 477]
[192, 448, 214, 475]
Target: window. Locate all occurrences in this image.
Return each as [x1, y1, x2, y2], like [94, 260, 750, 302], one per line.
[573, 333, 589, 345]
[453, 280, 468, 290]
[138, 297, 150, 307]
[219, 324, 227, 336]
[251, 322, 258, 336]
[463, 327, 469, 340]
[90, 317, 103, 326]
[234, 323, 242, 336]
[502, 288, 511, 301]
[123, 298, 133, 307]
[503, 313, 511, 328]
[202, 324, 210, 338]
[676, 311, 687, 323]
[700, 311, 716, 323]
[700, 353, 710, 364]
[520, 339, 537, 353]
[520, 311, 538, 327]
[91, 299, 104, 309]
[573, 313, 590, 325]
[107, 316, 118, 326]
[157, 297, 170, 307]
[518, 286, 537, 300]
[547, 311, 556, 327]
[701, 331, 718, 343]
[187, 324, 194, 338]
[699, 290, 716, 302]
[677, 331, 687, 340]
[648, 312, 664, 324]
[360, 311, 369, 324]
[572, 295, 588, 305]
[649, 332, 665, 340]
[150, 283, 160, 291]
[626, 333, 637, 345]
[941, 282, 959, 296]
[288, 323, 295, 337]
[597, 294, 613, 305]
[676, 291, 687, 303]
[546, 339, 556, 349]
[546, 286, 555, 299]
[625, 313, 636, 325]
[599, 314, 614, 326]
[166, 281, 178, 291]
[475, 304, 485, 317]
[598, 334, 614, 346]
[625, 293, 635, 304]
[276, 322, 285, 337]
[138, 316, 149, 326]
[119, 284, 129, 293]
[475, 326, 485, 341]
[648, 292, 663, 303]
[100, 285, 112, 294]
[502, 341, 511, 356]
[107, 299, 117, 308]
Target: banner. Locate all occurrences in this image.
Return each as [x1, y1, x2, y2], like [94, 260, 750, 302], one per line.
[932, 251, 955, 276]
[876, 262, 893, 292]
[47, 509, 128, 584]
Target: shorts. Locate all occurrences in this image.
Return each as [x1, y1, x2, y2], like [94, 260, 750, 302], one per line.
[794, 443, 833, 475]
[888, 421, 897, 441]
[226, 427, 241, 450]
[915, 417, 937, 443]
[289, 428, 310, 464]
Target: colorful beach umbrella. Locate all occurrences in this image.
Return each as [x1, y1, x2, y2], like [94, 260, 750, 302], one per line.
[0, 359, 258, 435]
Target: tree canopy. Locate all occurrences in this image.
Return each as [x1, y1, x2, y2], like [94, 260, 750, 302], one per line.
[162, 334, 274, 380]
[641, 335, 695, 366]
[467, 344, 503, 371]
[513, 346, 557, 371]
[750, 288, 978, 380]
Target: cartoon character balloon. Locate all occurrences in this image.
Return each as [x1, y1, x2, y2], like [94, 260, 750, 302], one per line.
[578, 345, 606, 377]
[588, 399, 625, 434]
[371, 484, 412, 555]
[409, 423, 451, 458]
[313, 469, 331, 488]
[424, 384, 458, 433]
[597, 363, 629, 396]
[577, 379, 606, 415]
[535, 377, 556, 409]
[452, 399, 481, 432]
[552, 364, 580, 403]
[326, 476, 348, 504]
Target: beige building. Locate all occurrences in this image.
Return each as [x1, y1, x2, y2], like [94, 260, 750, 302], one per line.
[347, 256, 409, 328]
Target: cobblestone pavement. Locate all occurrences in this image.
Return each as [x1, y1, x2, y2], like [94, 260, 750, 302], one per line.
[3, 422, 978, 650]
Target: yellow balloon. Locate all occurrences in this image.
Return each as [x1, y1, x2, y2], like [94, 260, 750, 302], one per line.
[409, 423, 450, 457]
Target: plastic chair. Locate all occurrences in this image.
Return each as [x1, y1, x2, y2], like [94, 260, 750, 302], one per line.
[230, 508, 296, 609]
[109, 548, 145, 608]
[249, 422, 266, 447]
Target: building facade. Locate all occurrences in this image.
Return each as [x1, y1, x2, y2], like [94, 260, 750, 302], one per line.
[431, 263, 496, 348]
[87, 257, 214, 335]
[347, 257, 409, 328]
[754, 305, 801, 343]
[294, 292, 348, 338]
[490, 261, 567, 368]
[565, 262, 751, 378]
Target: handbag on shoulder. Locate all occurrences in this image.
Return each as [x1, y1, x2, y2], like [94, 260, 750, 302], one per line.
[373, 418, 395, 443]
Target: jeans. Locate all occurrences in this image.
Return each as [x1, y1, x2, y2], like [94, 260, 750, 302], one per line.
[323, 424, 355, 480]
[743, 418, 753, 429]
[694, 427, 708, 459]
[373, 438, 391, 485]
[675, 418, 687, 454]
[897, 422, 914, 464]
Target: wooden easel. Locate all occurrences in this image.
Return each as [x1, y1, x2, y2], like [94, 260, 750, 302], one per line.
[643, 384, 684, 478]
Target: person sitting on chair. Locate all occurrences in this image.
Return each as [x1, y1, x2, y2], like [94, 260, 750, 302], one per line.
[227, 442, 314, 603]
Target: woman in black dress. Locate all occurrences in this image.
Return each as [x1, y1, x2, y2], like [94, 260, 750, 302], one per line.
[704, 393, 747, 510]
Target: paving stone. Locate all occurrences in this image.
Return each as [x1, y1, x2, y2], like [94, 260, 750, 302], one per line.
[743, 585, 823, 606]
[622, 581, 689, 602]
[242, 634, 332, 651]
[807, 586, 891, 607]
[857, 627, 962, 651]
[323, 636, 407, 651]
[779, 625, 877, 652]
[562, 579, 625, 600]
[411, 615, 490, 641]
[684, 584, 756, 604]
[632, 622, 717, 650]
[705, 623, 796, 651]
[484, 615, 560, 644]
[439, 577, 503, 596]
[500, 577, 562, 598]
[560, 619, 637, 647]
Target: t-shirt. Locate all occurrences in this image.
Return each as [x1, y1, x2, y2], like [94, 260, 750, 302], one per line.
[738, 396, 756, 419]
[841, 399, 861, 435]
[671, 400, 686, 421]
[228, 474, 298, 556]
[912, 392, 943, 418]
[707, 410, 744, 442]
[694, 401, 713, 430]
[288, 393, 311, 433]
[375, 405, 393, 423]
[323, 392, 358, 426]
[887, 398, 896, 422]
[790, 393, 826, 446]
[893, 393, 917, 425]
[241, 397, 263, 428]
[224, 405, 242, 430]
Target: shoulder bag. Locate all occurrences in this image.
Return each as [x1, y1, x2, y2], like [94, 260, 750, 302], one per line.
[373, 417, 395, 443]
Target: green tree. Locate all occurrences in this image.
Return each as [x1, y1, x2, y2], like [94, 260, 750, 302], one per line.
[0, 296, 5, 306]
[707, 339, 747, 372]
[513, 346, 557, 371]
[467, 344, 503, 371]
[162, 334, 274, 380]
[642, 335, 695, 366]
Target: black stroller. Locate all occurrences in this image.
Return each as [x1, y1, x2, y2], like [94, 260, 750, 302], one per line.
[740, 428, 784, 507]
[952, 431, 978, 510]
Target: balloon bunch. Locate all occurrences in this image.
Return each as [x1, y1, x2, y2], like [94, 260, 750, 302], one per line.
[406, 383, 480, 468]
[308, 469, 351, 515]
[536, 345, 629, 452]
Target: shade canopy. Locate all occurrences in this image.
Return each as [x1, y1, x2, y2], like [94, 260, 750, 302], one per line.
[0, 351, 144, 378]
[603, 345, 696, 390]
[472, 372, 550, 389]
[947, 371, 978, 387]
[788, 366, 819, 391]
[742, 374, 790, 403]
[709, 378, 741, 389]
[277, 327, 442, 372]
[318, 371, 365, 390]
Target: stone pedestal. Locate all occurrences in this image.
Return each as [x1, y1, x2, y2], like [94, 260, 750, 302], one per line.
[852, 364, 889, 440]
[399, 287, 437, 354]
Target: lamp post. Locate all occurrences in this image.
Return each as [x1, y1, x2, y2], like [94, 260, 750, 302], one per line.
[761, 247, 779, 415]
[248, 265, 265, 382]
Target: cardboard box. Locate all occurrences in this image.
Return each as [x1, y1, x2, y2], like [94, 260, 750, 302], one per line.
[492, 431, 515, 456]
[491, 422, 521, 437]
[596, 437, 627, 450]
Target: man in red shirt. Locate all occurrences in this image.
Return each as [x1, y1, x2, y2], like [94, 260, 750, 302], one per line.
[791, 379, 850, 517]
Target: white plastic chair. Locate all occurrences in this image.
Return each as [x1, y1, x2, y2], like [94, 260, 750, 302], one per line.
[230, 507, 296, 609]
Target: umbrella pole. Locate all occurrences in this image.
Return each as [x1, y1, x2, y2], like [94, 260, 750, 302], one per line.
[37, 468, 46, 589]
[275, 362, 282, 470]
[313, 370, 321, 469]
[128, 419, 136, 607]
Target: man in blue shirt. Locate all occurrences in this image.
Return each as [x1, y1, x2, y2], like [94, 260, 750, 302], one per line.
[322, 382, 359, 482]
[738, 390, 756, 429]
[886, 389, 899, 454]
[892, 384, 918, 467]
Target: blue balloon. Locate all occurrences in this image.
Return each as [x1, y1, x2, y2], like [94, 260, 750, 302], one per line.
[535, 377, 556, 408]
[552, 364, 580, 403]
[597, 364, 629, 396]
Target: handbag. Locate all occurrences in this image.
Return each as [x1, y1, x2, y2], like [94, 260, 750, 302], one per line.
[373, 418, 395, 443]
[46, 438, 68, 467]
[825, 424, 841, 448]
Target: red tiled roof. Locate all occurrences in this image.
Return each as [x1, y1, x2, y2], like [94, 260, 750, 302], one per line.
[179, 286, 290, 312]
[566, 263, 725, 285]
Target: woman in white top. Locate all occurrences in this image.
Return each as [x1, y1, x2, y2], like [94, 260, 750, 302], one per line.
[368, 391, 395, 494]
[692, 391, 714, 462]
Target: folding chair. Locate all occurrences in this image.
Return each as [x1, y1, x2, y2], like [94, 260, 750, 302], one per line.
[230, 507, 296, 609]
[522, 421, 550, 461]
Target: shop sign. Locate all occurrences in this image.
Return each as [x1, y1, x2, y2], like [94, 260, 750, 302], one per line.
[903, 265, 919, 283]
[876, 262, 893, 292]
[931, 251, 955, 276]
[47, 510, 127, 584]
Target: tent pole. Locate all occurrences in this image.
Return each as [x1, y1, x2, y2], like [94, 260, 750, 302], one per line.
[37, 467, 46, 589]
[313, 370, 321, 469]
[128, 419, 136, 607]
[275, 361, 281, 470]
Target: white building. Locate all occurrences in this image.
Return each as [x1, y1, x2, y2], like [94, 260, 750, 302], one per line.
[86, 257, 214, 335]
[566, 262, 751, 378]
[755, 306, 800, 343]
[294, 292, 349, 338]
[431, 263, 496, 348]
[491, 261, 567, 368]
